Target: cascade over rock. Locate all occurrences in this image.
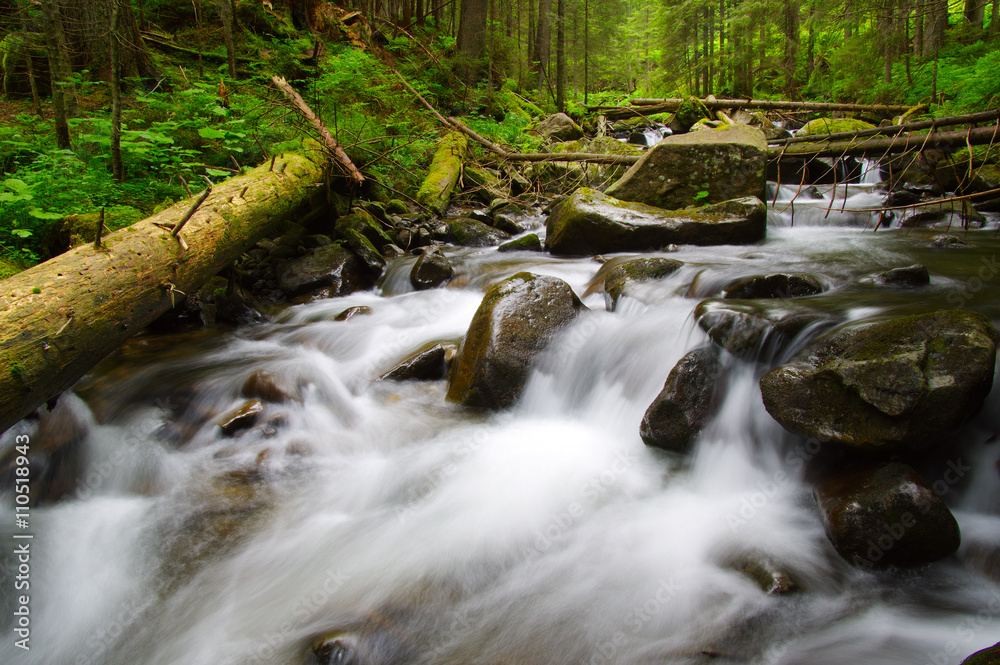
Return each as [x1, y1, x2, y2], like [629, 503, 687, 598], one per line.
[605, 124, 767, 209]
[546, 188, 765, 256]
[760, 310, 999, 452]
[447, 272, 587, 409]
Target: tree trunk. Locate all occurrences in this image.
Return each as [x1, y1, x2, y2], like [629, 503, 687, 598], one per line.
[41, 0, 71, 149]
[776, 125, 1000, 157]
[964, 0, 986, 28]
[110, 0, 123, 182]
[556, 0, 565, 110]
[220, 0, 237, 79]
[15, 0, 44, 118]
[923, 0, 948, 55]
[534, 0, 552, 93]
[457, 0, 488, 82]
[0, 153, 326, 436]
[882, 1, 895, 84]
[784, 0, 799, 97]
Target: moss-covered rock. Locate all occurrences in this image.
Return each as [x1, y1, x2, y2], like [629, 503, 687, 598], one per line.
[961, 643, 1000, 665]
[799, 117, 876, 135]
[602, 256, 684, 310]
[333, 209, 395, 250]
[605, 125, 767, 210]
[464, 166, 508, 204]
[448, 217, 510, 247]
[447, 272, 587, 409]
[343, 228, 386, 277]
[815, 462, 961, 569]
[534, 112, 585, 142]
[534, 137, 642, 193]
[385, 199, 409, 215]
[640, 346, 724, 454]
[669, 96, 712, 134]
[546, 188, 766, 256]
[417, 132, 467, 215]
[760, 310, 999, 453]
[497, 234, 543, 253]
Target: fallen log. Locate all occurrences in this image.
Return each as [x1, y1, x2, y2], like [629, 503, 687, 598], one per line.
[773, 125, 1000, 158]
[770, 109, 1000, 146]
[417, 131, 467, 215]
[0, 152, 325, 435]
[271, 76, 364, 186]
[619, 98, 913, 114]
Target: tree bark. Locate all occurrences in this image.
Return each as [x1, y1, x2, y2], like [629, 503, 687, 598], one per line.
[41, 0, 72, 149]
[0, 153, 325, 436]
[556, 0, 565, 110]
[784, 0, 799, 96]
[534, 0, 552, 93]
[601, 98, 913, 118]
[110, 0, 123, 182]
[457, 0, 487, 82]
[220, 0, 237, 79]
[15, 0, 44, 118]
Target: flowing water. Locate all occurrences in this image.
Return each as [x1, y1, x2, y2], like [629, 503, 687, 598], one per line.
[3, 185, 1000, 665]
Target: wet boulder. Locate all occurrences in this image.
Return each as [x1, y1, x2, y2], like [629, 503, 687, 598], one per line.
[760, 310, 999, 453]
[334, 305, 373, 322]
[535, 112, 584, 142]
[872, 264, 930, 288]
[602, 256, 684, 310]
[447, 273, 587, 409]
[604, 125, 767, 210]
[640, 346, 724, 453]
[448, 217, 511, 247]
[497, 234, 543, 253]
[546, 188, 766, 256]
[216, 399, 265, 437]
[343, 229, 387, 278]
[409, 247, 454, 290]
[379, 342, 455, 382]
[694, 298, 833, 360]
[721, 551, 798, 595]
[900, 199, 986, 229]
[333, 209, 395, 251]
[722, 273, 824, 299]
[815, 462, 961, 569]
[276, 243, 375, 298]
[241, 370, 301, 404]
[962, 643, 1000, 665]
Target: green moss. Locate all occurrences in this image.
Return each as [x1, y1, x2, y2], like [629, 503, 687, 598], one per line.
[417, 132, 467, 214]
[30, 286, 40, 294]
[800, 117, 876, 136]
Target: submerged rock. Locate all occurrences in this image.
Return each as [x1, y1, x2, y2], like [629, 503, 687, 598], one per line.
[695, 299, 833, 360]
[640, 346, 724, 453]
[546, 188, 766, 256]
[872, 264, 930, 288]
[760, 310, 998, 453]
[603, 256, 684, 310]
[409, 246, 454, 290]
[815, 462, 961, 569]
[722, 551, 799, 595]
[605, 124, 767, 209]
[241, 370, 301, 404]
[447, 273, 587, 409]
[335, 305, 373, 322]
[216, 399, 265, 436]
[722, 273, 824, 299]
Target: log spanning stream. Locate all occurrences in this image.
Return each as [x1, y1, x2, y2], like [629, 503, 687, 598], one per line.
[2, 169, 1000, 665]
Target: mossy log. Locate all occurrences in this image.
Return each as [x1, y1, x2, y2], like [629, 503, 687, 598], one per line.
[417, 131, 467, 215]
[0, 153, 325, 435]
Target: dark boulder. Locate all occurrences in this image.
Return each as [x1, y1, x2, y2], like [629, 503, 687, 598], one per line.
[241, 370, 301, 404]
[872, 264, 930, 288]
[546, 188, 766, 256]
[379, 342, 455, 382]
[722, 273, 824, 299]
[334, 305, 373, 322]
[276, 244, 375, 298]
[640, 346, 724, 453]
[409, 246, 454, 290]
[760, 310, 998, 453]
[961, 643, 1000, 665]
[448, 217, 511, 247]
[695, 299, 834, 360]
[815, 462, 961, 569]
[447, 273, 587, 409]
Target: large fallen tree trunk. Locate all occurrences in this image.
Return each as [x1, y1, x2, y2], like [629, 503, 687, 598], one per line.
[602, 98, 913, 118]
[774, 125, 1000, 158]
[770, 109, 1000, 146]
[0, 152, 324, 435]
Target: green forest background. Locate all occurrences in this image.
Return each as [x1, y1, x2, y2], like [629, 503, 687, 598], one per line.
[0, 0, 997, 271]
